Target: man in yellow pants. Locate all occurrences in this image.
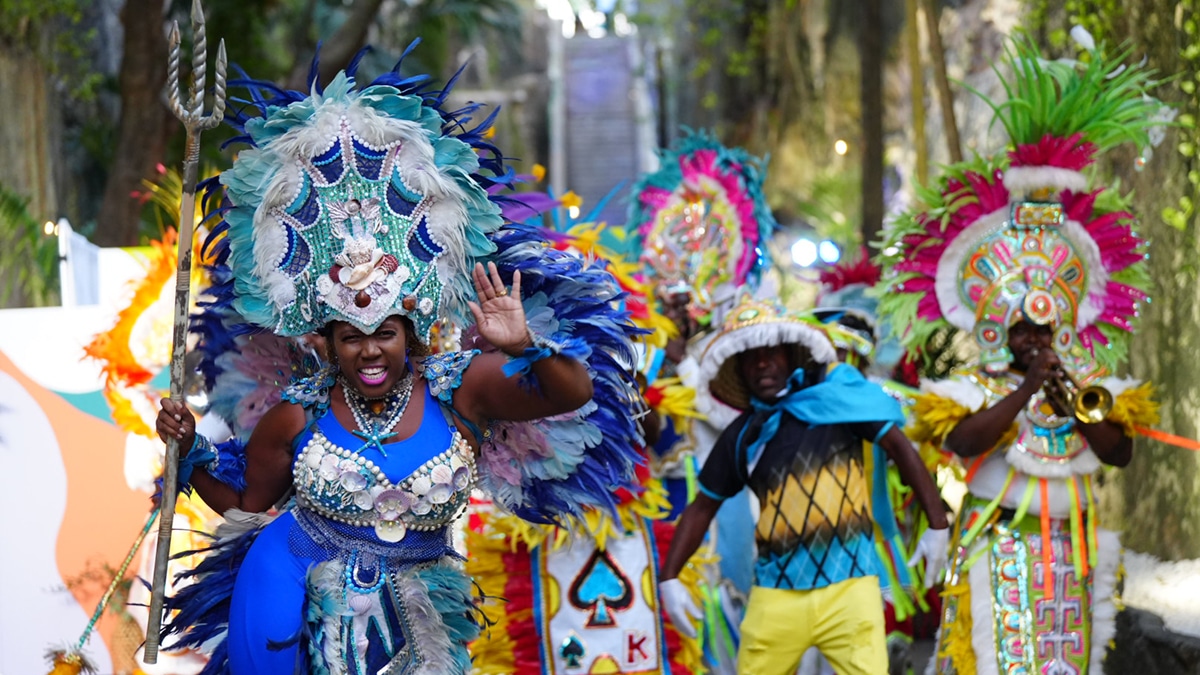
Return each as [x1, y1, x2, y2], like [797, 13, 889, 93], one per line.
[658, 298, 949, 674]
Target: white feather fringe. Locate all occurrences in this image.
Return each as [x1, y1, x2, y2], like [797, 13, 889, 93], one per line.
[308, 560, 351, 673]
[934, 209, 1010, 332]
[392, 567, 461, 675]
[1003, 166, 1090, 195]
[1100, 376, 1142, 398]
[921, 376, 987, 412]
[1058, 218, 1109, 330]
[1090, 528, 1120, 673]
[695, 320, 836, 397]
[1003, 444, 1101, 479]
[215, 508, 277, 539]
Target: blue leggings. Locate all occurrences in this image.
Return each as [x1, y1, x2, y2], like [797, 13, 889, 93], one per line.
[227, 512, 311, 674]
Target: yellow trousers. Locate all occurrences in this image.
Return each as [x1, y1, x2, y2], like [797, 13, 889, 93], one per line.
[737, 577, 886, 675]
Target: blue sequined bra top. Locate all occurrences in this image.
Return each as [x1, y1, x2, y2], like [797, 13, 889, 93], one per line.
[292, 384, 476, 543]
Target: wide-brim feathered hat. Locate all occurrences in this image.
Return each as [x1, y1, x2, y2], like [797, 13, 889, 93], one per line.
[877, 30, 1168, 373]
[697, 297, 836, 411]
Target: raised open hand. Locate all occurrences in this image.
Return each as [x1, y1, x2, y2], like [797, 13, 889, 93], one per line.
[468, 261, 531, 355]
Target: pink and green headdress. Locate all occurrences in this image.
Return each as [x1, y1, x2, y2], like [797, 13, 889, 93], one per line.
[628, 130, 776, 321]
[208, 49, 507, 342]
[878, 32, 1166, 373]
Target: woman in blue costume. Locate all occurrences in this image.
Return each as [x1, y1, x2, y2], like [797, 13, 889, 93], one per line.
[152, 51, 644, 675]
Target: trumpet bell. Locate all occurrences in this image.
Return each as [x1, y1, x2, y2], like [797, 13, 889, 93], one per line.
[1074, 385, 1114, 425]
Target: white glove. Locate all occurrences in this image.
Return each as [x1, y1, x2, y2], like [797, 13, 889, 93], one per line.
[659, 578, 703, 639]
[907, 527, 950, 589]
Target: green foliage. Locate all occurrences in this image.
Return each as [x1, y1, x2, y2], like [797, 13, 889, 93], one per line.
[0, 183, 60, 308]
[0, 0, 101, 100]
[782, 166, 862, 248]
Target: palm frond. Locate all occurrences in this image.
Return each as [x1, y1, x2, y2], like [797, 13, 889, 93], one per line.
[0, 184, 59, 308]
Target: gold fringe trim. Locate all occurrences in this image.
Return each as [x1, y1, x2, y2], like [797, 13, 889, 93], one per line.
[909, 393, 1016, 472]
[465, 510, 519, 675]
[938, 582, 977, 675]
[1107, 382, 1160, 436]
[909, 393, 973, 446]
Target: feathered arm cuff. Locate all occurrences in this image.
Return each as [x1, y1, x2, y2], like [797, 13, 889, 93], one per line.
[908, 391, 1017, 462]
[208, 438, 248, 493]
[909, 393, 974, 447]
[500, 332, 591, 390]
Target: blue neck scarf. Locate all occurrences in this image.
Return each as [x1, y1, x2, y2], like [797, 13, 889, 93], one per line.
[742, 362, 912, 586]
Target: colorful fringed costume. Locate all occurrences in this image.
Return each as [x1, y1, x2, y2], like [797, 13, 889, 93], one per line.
[628, 129, 776, 332]
[877, 31, 1168, 675]
[156, 52, 644, 675]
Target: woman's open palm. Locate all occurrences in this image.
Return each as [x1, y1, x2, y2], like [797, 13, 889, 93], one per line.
[468, 262, 528, 352]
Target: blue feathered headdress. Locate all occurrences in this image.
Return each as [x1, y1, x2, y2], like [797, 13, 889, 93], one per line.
[205, 44, 510, 342]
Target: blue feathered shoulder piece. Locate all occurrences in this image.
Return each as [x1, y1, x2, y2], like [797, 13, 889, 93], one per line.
[188, 257, 324, 494]
[471, 222, 647, 524]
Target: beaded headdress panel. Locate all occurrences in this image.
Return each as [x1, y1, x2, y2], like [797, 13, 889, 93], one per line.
[211, 62, 506, 342]
[878, 32, 1168, 373]
[628, 130, 776, 322]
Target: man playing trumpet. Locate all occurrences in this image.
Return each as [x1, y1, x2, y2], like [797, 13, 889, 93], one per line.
[873, 29, 1176, 671]
[908, 308, 1157, 674]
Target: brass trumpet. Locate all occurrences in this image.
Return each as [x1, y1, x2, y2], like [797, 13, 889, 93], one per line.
[1042, 366, 1114, 424]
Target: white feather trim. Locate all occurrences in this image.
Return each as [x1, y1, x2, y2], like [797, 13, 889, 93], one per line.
[696, 321, 837, 391]
[252, 214, 297, 310]
[934, 208, 1010, 332]
[921, 376, 987, 411]
[1058, 218, 1109, 330]
[1090, 528, 1120, 673]
[694, 388, 741, 432]
[393, 567, 460, 675]
[215, 508, 277, 539]
[1003, 166, 1090, 195]
[308, 560, 351, 673]
[1100, 375, 1142, 398]
[1003, 444, 1101, 478]
[969, 549, 1001, 675]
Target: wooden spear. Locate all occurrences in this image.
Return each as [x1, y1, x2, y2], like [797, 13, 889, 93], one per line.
[142, 0, 225, 663]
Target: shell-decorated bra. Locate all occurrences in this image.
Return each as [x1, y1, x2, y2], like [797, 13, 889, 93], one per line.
[292, 426, 475, 543]
[283, 352, 480, 543]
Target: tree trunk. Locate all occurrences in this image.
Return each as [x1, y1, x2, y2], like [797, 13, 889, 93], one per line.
[920, 0, 962, 164]
[0, 47, 58, 225]
[1111, 0, 1200, 561]
[904, 0, 927, 185]
[859, 0, 884, 246]
[94, 0, 174, 247]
